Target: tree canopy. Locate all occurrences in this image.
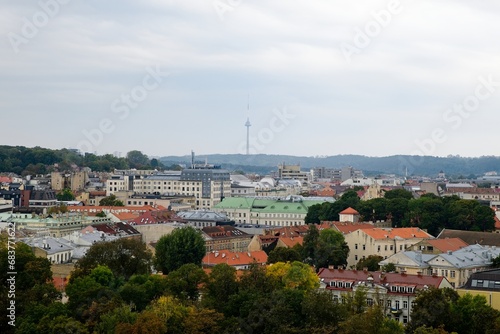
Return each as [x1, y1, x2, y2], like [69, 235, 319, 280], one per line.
[154, 227, 206, 274]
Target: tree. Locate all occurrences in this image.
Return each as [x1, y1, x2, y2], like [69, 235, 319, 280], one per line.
[302, 290, 348, 331]
[56, 188, 75, 201]
[356, 255, 383, 271]
[266, 261, 319, 291]
[74, 238, 152, 280]
[99, 194, 124, 206]
[406, 287, 459, 333]
[203, 263, 239, 314]
[126, 150, 149, 169]
[155, 227, 206, 274]
[119, 274, 168, 311]
[381, 263, 397, 273]
[267, 246, 302, 264]
[315, 229, 349, 269]
[384, 189, 413, 200]
[448, 293, 500, 334]
[303, 224, 320, 264]
[166, 263, 208, 301]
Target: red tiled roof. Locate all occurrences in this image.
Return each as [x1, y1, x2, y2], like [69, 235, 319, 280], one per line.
[132, 210, 185, 225]
[362, 227, 432, 240]
[203, 250, 268, 267]
[112, 212, 140, 221]
[339, 207, 359, 215]
[0, 176, 12, 183]
[318, 268, 447, 291]
[495, 216, 500, 230]
[267, 225, 309, 237]
[329, 222, 376, 234]
[279, 236, 304, 248]
[427, 237, 468, 252]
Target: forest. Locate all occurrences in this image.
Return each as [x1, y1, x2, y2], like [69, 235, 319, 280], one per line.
[0, 145, 173, 175]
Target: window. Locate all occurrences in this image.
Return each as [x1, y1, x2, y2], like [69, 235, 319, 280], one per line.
[355, 244, 358, 250]
[403, 301, 408, 309]
[395, 300, 400, 310]
[403, 316, 408, 324]
[377, 245, 381, 252]
[330, 281, 336, 287]
[450, 271, 456, 278]
[367, 298, 374, 306]
[385, 245, 388, 251]
[363, 244, 366, 251]
[390, 245, 394, 251]
[355, 255, 358, 261]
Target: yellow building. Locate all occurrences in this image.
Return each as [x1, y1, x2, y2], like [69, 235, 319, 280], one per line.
[457, 268, 500, 310]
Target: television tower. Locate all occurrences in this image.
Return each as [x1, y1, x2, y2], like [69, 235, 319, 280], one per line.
[245, 94, 251, 155]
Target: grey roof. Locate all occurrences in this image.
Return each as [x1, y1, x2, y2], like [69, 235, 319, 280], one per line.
[432, 244, 500, 269]
[461, 268, 500, 290]
[177, 210, 230, 222]
[23, 236, 74, 255]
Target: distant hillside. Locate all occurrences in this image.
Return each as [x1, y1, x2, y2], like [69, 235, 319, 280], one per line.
[159, 154, 500, 177]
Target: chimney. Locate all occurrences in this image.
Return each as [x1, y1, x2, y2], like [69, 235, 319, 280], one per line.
[417, 271, 422, 277]
[363, 267, 368, 273]
[328, 265, 334, 270]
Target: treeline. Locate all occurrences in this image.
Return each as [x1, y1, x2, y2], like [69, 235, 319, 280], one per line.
[0, 145, 179, 175]
[2, 232, 500, 334]
[305, 189, 495, 236]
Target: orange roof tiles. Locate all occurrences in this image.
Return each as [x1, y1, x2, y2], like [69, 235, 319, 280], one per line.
[203, 250, 268, 267]
[111, 212, 139, 221]
[362, 227, 432, 240]
[279, 236, 304, 248]
[339, 207, 359, 215]
[427, 238, 468, 252]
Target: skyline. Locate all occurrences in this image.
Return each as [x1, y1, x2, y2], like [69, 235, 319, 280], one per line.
[2, 1, 500, 158]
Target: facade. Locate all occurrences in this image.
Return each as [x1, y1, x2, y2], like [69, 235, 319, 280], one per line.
[318, 268, 453, 324]
[106, 167, 231, 209]
[277, 163, 309, 182]
[409, 238, 468, 254]
[202, 225, 253, 253]
[339, 207, 360, 223]
[457, 268, 500, 310]
[344, 227, 434, 268]
[380, 245, 500, 288]
[177, 210, 233, 229]
[24, 236, 74, 264]
[213, 196, 332, 227]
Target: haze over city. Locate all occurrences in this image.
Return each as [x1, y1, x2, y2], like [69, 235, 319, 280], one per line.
[2, 1, 500, 157]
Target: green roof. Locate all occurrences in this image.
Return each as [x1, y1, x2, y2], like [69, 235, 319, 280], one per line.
[214, 197, 327, 214]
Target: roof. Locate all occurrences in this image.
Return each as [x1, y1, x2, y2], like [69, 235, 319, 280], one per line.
[460, 268, 500, 291]
[111, 212, 139, 221]
[429, 244, 500, 269]
[495, 216, 500, 230]
[202, 225, 250, 239]
[267, 225, 309, 237]
[278, 236, 304, 248]
[177, 210, 231, 222]
[426, 238, 468, 252]
[213, 197, 329, 213]
[202, 250, 268, 266]
[24, 237, 74, 254]
[318, 268, 448, 291]
[362, 227, 432, 240]
[339, 207, 359, 215]
[327, 222, 375, 234]
[132, 210, 186, 225]
[437, 229, 500, 247]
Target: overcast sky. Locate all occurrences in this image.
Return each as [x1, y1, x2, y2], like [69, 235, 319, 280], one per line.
[2, 0, 500, 158]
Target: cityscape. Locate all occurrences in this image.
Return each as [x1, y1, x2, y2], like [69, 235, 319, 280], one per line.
[2, 1, 500, 333]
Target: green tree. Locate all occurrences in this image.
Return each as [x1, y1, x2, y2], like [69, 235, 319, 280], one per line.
[315, 229, 349, 269]
[56, 188, 75, 201]
[119, 274, 168, 311]
[381, 262, 397, 272]
[449, 293, 500, 334]
[406, 287, 459, 333]
[203, 263, 239, 314]
[303, 224, 320, 264]
[356, 255, 383, 271]
[126, 150, 150, 169]
[267, 246, 302, 264]
[266, 261, 319, 291]
[99, 194, 124, 206]
[155, 227, 206, 274]
[74, 238, 152, 280]
[166, 263, 208, 301]
[302, 290, 348, 331]
[384, 189, 414, 200]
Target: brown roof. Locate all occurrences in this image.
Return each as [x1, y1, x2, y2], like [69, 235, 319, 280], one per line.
[202, 226, 250, 239]
[112, 212, 139, 221]
[426, 238, 468, 252]
[327, 222, 375, 234]
[437, 229, 500, 247]
[203, 250, 268, 267]
[339, 207, 359, 215]
[132, 210, 185, 225]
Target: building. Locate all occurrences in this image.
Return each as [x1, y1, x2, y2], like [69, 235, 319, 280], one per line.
[202, 250, 267, 270]
[277, 163, 310, 182]
[0, 212, 112, 238]
[24, 236, 74, 264]
[202, 225, 253, 253]
[457, 268, 500, 310]
[379, 244, 500, 288]
[437, 229, 500, 247]
[409, 238, 468, 254]
[344, 227, 434, 268]
[177, 210, 233, 229]
[339, 207, 360, 223]
[213, 196, 332, 227]
[51, 171, 88, 192]
[318, 268, 453, 324]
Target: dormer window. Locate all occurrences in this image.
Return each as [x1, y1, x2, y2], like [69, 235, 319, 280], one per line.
[330, 281, 336, 287]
